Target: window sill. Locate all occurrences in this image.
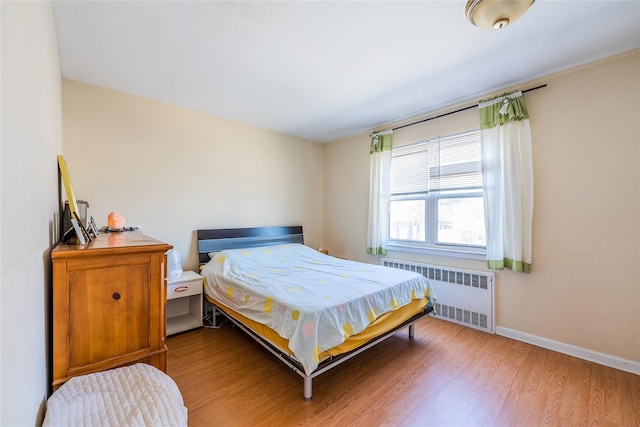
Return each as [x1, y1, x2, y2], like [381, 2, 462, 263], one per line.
[384, 243, 486, 261]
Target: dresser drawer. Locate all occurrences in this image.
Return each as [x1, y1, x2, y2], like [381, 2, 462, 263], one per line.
[167, 278, 202, 300]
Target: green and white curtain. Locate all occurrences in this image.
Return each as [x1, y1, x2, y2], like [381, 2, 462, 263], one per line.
[367, 130, 393, 255]
[479, 91, 533, 272]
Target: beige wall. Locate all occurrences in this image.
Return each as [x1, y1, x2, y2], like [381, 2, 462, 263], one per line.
[324, 50, 640, 365]
[62, 80, 324, 272]
[1, 4, 635, 423]
[1, 1, 63, 425]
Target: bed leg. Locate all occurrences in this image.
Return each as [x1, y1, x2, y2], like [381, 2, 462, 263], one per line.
[303, 376, 312, 401]
[212, 306, 220, 328]
[409, 324, 415, 339]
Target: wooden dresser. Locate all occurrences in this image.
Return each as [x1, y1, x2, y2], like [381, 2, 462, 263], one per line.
[51, 231, 172, 390]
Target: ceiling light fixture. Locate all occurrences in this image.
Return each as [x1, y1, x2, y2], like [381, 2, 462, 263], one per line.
[465, 0, 535, 30]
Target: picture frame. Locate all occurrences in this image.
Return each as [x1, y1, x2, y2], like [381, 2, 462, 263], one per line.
[73, 211, 92, 243]
[58, 155, 80, 223]
[58, 155, 89, 244]
[70, 218, 87, 245]
[88, 216, 99, 238]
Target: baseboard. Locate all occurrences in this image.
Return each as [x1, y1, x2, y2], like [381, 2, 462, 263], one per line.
[495, 326, 640, 376]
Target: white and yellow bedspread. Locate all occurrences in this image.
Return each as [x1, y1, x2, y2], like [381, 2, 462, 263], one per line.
[202, 243, 434, 375]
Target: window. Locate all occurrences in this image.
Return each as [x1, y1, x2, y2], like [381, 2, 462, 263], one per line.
[388, 130, 486, 256]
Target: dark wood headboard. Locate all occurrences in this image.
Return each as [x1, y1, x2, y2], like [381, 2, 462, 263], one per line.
[197, 225, 304, 265]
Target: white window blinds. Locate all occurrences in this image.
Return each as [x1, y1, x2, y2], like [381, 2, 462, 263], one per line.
[391, 130, 482, 195]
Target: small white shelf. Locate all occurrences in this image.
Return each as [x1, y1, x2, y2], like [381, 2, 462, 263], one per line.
[166, 270, 203, 335]
[167, 313, 202, 336]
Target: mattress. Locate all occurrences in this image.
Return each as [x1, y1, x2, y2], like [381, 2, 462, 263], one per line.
[206, 294, 429, 362]
[201, 243, 434, 375]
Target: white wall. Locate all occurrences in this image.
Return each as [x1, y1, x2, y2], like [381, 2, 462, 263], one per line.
[62, 80, 325, 273]
[324, 50, 640, 367]
[1, 1, 63, 425]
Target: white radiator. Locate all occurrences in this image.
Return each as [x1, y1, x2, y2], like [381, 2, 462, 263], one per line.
[381, 258, 495, 333]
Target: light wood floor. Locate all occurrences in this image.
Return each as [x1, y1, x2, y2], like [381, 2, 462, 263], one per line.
[166, 316, 640, 426]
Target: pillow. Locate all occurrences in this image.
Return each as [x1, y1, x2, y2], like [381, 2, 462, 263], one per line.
[208, 251, 219, 259]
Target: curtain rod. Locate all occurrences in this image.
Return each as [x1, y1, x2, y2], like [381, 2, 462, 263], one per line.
[387, 84, 547, 133]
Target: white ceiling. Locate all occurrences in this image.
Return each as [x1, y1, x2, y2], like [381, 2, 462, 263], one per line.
[52, 1, 640, 143]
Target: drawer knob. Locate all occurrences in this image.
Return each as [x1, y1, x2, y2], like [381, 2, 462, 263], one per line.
[175, 286, 189, 292]
[112, 292, 121, 300]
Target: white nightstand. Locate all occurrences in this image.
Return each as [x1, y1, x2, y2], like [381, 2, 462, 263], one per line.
[166, 270, 203, 335]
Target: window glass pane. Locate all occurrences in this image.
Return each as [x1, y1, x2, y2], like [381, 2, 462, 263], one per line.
[437, 197, 486, 246]
[391, 130, 482, 196]
[389, 200, 425, 241]
[391, 147, 429, 195]
[430, 132, 482, 192]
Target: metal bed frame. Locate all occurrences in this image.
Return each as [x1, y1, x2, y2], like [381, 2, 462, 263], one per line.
[197, 225, 434, 400]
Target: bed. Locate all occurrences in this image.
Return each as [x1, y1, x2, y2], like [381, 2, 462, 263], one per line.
[197, 225, 435, 400]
